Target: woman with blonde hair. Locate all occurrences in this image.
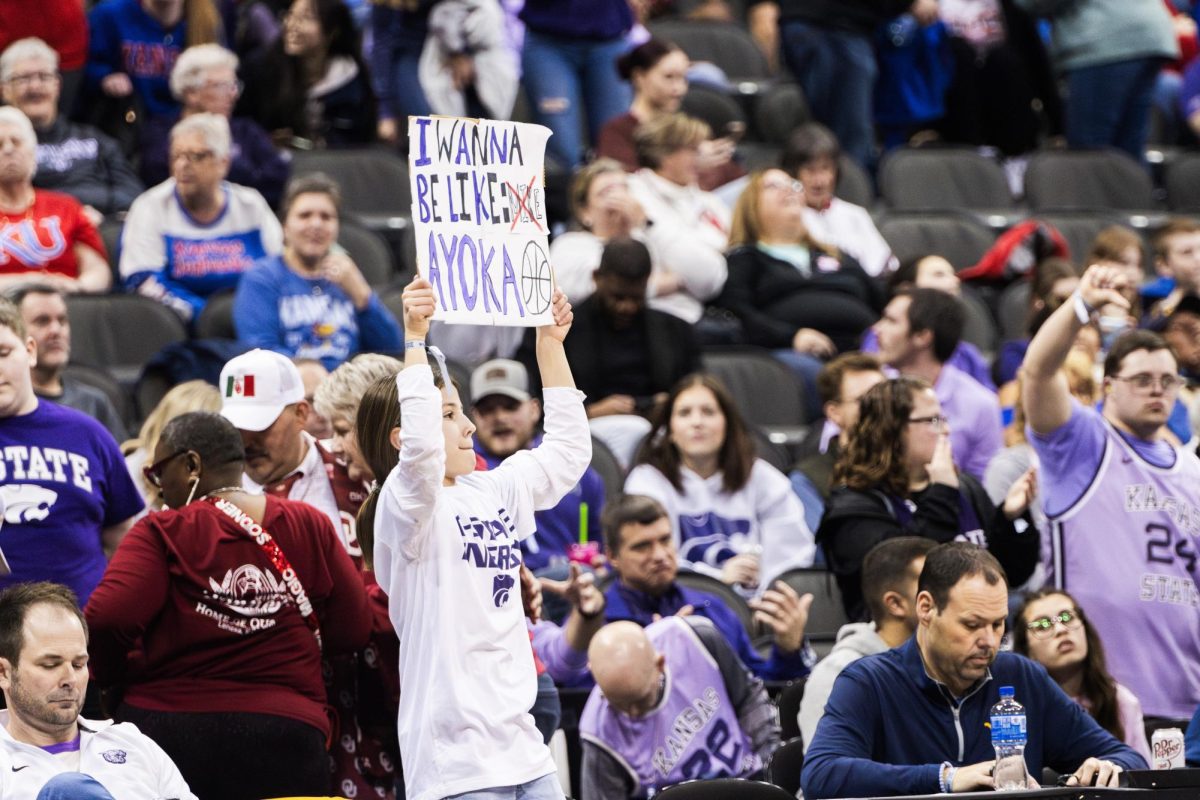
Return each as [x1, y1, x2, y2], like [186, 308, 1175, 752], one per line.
[123, 380, 221, 504]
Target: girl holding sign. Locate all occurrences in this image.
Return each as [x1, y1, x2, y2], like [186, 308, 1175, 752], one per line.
[358, 276, 588, 800]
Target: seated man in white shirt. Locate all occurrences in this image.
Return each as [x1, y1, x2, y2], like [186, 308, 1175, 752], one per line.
[0, 582, 195, 799]
[782, 123, 896, 277]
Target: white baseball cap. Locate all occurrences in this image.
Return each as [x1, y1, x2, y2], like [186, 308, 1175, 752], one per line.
[219, 349, 305, 432]
[470, 359, 530, 404]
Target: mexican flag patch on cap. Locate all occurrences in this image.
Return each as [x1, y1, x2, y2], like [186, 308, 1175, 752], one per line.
[226, 374, 255, 398]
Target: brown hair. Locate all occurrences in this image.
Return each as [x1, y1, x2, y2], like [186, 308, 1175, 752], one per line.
[1086, 225, 1143, 267]
[282, 171, 343, 218]
[186, 0, 224, 47]
[832, 377, 929, 497]
[1153, 217, 1200, 264]
[602, 494, 668, 556]
[354, 363, 448, 568]
[0, 297, 27, 339]
[1026, 257, 1080, 336]
[816, 352, 883, 406]
[1013, 588, 1125, 742]
[728, 170, 833, 253]
[861, 536, 935, 624]
[634, 373, 756, 494]
[633, 113, 709, 171]
[0, 582, 87, 666]
[1103, 329, 1174, 378]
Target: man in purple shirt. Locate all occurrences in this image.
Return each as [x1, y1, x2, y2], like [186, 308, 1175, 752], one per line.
[874, 288, 1002, 480]
[1023, 264, 1200, 724]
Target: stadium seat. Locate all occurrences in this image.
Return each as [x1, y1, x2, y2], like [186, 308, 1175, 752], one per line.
[701, 347, 811, 441]
[879, 147, 1014, 213]
[775, 568, 848, 643]
[673, 571, 756, 638]
[99, 219, 123, 285]
[739, 142, 782, 172]
[877, 213, 995, 270]
[654, 778, 795, 799]
[647, 19, 770, 81]
[765, 737, 805, 796]
[66, 294, 187, 386]
[836, 155, 875, 209]
[775, 680, 805, 741]
[997, 280, 1031, 342]
[754, 83, 809, 145]
[63, 364, 135, 432]
[961, 287, 999, 356]
[590, 435, 626, 503]
[290, 148, 411, 229]
[1023, 150, 1154, 213]
[750, 427, 793, 472]
[1164, 153, 1200, 212]
[681, 84, 747, 140]
[195, 291, 236, 340]
[339, 219, 397, 287]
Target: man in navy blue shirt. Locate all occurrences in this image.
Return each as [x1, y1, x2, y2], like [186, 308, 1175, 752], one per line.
[601, 493, 814, 682]
[802, 542, 1146, 799]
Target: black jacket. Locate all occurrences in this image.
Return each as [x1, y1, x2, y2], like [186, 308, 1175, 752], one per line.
[33, 117, 143, 214]
[817, 474, 1039, 620]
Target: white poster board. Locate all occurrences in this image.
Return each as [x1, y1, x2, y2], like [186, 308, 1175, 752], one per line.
[408, 116, 555, 326]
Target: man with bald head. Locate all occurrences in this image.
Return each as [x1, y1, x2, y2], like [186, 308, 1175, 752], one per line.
[579, 618, 780, 799]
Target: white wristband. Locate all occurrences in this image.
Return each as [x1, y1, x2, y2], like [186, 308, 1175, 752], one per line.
[1072, 290, 1095, 325]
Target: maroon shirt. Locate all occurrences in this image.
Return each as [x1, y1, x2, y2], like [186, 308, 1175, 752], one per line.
[85, 496, 371, 737]
[595, 111, 746, 192]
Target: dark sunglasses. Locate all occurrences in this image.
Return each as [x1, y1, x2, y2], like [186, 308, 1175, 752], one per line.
[143, 449, 187, 488]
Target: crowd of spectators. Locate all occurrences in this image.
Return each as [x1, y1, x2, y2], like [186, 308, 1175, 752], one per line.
[3, 1, 1200, 799]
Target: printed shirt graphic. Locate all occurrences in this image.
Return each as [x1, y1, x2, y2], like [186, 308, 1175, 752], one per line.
[1034, 404, 1200, 719]
[0, 401, 143, 603]
[119, 180, 283, 320]
[0, 191, 105, 278]
[581, 617, 761, 796]
[374, 366, 591, 800]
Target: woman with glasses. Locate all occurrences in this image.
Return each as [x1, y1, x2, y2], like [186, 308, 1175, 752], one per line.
[119, 112, 283, 325]
[817, 377, 1040, 620]
[716, 168, 884, 416]
[1014, 589, 1153, 763]
[86, 410, 371, 800]
[139, 44, 290, 206]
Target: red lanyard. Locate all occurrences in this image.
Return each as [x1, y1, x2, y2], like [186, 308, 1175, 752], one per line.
[205, 497, 323, 650]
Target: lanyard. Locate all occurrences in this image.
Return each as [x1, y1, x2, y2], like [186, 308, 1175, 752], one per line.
[205, 496, 323, 650]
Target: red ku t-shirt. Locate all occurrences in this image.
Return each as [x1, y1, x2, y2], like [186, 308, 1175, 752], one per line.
[0, 190, 106, 278]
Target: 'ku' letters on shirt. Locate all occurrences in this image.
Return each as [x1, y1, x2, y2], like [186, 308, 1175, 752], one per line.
[409, 117, 555, 326]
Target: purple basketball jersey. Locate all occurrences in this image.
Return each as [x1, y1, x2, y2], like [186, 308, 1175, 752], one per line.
[580, 618, 761, 796]
[1049, 420, 1200, 719]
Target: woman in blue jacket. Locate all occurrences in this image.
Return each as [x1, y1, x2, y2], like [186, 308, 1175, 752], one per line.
[233, 173, 402, 370]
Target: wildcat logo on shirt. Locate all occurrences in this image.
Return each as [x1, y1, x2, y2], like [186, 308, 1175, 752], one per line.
[0, 218, 67, 267]
[0, 485, 59, 523]
[454, 510, 523, 583]
[492, 574, 515, 607]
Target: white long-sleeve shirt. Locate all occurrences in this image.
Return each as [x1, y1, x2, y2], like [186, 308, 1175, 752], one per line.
[624, 460, 816, 590]
[801, 198, 896, 277]
[374, 365, 590, 800]
[0, 712, 196, 800]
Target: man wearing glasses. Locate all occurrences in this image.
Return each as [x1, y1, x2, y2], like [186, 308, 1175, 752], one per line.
[0, 38, 142, 223]
[1023, 264, 1200, 727]
[0, 299, 142, 605]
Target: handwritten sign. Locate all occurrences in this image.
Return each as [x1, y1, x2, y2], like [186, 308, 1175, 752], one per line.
[408, 117, 554, 326]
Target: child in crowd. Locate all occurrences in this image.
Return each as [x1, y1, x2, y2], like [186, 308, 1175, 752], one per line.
[357, 276, 589, 800]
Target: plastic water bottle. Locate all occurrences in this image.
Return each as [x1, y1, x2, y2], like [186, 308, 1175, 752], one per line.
[990, 686, 1030, 791]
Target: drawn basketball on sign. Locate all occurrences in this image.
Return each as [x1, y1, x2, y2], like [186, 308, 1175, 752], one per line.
[520, 241, 553, 315]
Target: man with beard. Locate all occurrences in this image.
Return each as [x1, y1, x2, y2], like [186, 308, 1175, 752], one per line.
[0, 582, 194, 798]
[801, 543, 1144, 799]
[471, 358, 607, 581]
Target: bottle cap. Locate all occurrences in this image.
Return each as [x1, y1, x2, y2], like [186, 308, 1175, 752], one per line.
[999, 685, 1015, 696]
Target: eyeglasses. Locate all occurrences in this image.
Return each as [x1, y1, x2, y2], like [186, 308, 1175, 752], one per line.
[763, 178, 803, 194]
[5, 71, 59, 87]
[1111, 373, 1185, 393]
[907, 414, 949, 432]
[143, 449, 187, 488]
[202, 79, 243, 95]
[1025, 608, 1082, 640]
[171, 150, 215, 164]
